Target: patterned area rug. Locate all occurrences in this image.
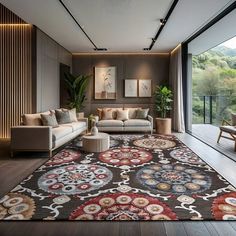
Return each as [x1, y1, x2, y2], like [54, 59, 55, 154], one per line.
[1, 134, 236, 221]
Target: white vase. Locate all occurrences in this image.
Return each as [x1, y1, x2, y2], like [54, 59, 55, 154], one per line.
[91, 125, 98, 136]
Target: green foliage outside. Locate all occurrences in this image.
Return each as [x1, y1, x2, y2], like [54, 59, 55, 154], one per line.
[192, 45, 236, 126]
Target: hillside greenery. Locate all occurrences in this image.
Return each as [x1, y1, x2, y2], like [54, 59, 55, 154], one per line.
[192, 45, 236, 125]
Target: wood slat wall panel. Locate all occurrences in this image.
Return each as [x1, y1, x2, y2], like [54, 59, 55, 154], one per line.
[0, 4, 33, 138]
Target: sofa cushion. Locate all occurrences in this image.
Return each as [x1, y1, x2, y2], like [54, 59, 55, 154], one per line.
[52, 126, 73, 141]
[61, 122, 86, 132]
[136, 108, 149, 119]
[97, 120, 124, 127]
[116, 109, 129, 121]
[55, 110, 71, 124]
[124, 119, 150, 127]
[41, 112, 59, 128]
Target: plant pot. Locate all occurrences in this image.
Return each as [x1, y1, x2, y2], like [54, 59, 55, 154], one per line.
[155, 118, 172, 135]
[77, 112, 84, 119]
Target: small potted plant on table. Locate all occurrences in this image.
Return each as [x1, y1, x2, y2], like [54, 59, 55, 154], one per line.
[154, 85, 173, 134]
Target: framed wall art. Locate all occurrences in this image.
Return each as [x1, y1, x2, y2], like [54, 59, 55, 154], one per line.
[124, 79, 138, 97]
[94, 66, 116, 99]
[138, 79, 152, 97]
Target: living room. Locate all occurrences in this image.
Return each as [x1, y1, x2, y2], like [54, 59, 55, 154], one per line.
[0, 0, 236, 235]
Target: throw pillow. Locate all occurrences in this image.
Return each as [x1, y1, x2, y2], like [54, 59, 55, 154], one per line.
[97, 108, 103, 120]
[41, 112, 58, 128]
[22, 113, 42, 126]
[136, 108, 149, 119]
[66, 108, 77, 122]
[232, 113, 236, 126]
[55, 109, 71, 124]
[124, 107, 141, 119]
[102, 108, 113, 120]
[116, 109, 129, 121]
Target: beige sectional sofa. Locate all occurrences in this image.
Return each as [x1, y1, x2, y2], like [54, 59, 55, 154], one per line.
[11, 109, 87, 157]
[95, 107, 153, 133]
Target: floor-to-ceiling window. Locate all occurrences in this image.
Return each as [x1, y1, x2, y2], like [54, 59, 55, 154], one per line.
[192, 36, 236, 126]
[185, 6, 236, 161]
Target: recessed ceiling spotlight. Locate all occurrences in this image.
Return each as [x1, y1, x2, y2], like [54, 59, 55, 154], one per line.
[160, 19, 166, 26]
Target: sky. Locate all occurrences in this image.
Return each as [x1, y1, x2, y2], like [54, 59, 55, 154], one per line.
[221, 36, 236, 49]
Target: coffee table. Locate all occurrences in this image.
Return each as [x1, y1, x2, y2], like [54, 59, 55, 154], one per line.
[82, 132, 110, 153]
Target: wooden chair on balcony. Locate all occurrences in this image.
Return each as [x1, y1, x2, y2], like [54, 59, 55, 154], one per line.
[217, 118, 236, 152]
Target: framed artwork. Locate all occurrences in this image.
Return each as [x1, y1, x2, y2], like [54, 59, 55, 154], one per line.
[124, 79, 138, 97]
[94, 66, 116, 99]
[138, 79, 152, 97]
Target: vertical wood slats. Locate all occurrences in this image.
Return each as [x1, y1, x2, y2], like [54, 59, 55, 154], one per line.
[0, 4, 32, 138]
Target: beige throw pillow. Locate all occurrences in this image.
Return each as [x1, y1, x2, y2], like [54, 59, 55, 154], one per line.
[116, 109, 129, 121]
[67, 108, 77, 122]
[22, 113, 42, 126]
[102, 109, 113, 120]
[97, 108, 103, 120]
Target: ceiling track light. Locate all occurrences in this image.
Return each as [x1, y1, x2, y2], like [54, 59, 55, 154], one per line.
[58, 0, 107, 51]
[94, 48, 108, 51]
[144, 0, 179, 51]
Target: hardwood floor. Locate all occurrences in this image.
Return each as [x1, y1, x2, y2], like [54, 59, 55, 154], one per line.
[0, 133, 236, 236]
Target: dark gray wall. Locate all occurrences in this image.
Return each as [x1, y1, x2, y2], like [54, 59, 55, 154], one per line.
[72, 54, 170, 117]
[36, 29, 72, 112]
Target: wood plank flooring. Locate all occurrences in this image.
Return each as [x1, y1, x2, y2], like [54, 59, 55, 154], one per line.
[192, 124, 236, 162]
[0, 133, 236, 236]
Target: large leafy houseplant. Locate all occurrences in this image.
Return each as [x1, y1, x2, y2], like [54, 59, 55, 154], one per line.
[154, 85, 173, 118]
[64, 73, 91, 112]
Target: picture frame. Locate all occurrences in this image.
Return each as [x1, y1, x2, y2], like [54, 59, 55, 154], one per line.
[124, 79, 138, 97]
[94, 66, 116, 99]
[138, 79, 152, 97]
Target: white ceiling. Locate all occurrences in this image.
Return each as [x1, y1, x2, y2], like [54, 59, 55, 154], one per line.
[0, 0, 234, 53]
[188, 9, 236, 55]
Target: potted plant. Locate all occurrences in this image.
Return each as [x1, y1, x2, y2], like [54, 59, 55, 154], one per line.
[154, 85, 173, 134]
[64, 72, 91, 118]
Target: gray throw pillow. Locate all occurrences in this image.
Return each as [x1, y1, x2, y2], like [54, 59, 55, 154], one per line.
[55, 110, 71, 124]
[41, 112, 58, 128]
[136, 108, 149, 119]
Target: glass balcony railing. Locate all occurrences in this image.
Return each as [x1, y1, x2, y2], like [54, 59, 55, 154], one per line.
[192, 95, 236, 126]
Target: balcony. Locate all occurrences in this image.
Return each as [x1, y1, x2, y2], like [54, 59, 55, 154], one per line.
[192, 95, 236, 161]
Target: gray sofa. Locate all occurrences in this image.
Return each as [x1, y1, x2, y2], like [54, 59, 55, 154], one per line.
[11, 110, 87, 157]
[95, 108, 153, 133]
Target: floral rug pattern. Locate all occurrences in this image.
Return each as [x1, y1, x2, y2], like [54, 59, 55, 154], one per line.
[1, 134, 236, 220]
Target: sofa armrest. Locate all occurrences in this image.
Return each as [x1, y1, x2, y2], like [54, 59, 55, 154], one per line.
[147, 115, 153, 129]
[77, 118, 88, 128]
[93, 116, 99, 123]
[11, 126, 52, 151]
